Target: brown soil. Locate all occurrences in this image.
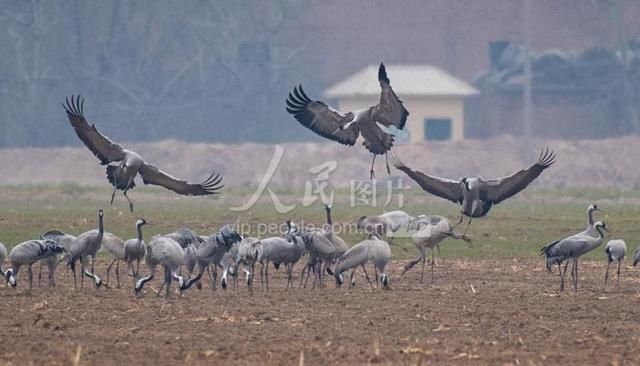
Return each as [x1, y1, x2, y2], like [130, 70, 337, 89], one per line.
[0, 257, 637, 366]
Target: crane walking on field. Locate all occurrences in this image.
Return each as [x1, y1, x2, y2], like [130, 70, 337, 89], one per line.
[541, 221, 608, 291]
[604, 239, 626, 291]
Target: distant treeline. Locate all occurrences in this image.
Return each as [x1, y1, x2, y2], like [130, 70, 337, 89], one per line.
[0, 1, 317, 148]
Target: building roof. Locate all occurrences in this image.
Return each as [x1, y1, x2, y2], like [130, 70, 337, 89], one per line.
[323, 64, 478, 98]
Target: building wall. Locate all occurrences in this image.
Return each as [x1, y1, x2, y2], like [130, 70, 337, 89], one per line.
[338, 96, 466, 142]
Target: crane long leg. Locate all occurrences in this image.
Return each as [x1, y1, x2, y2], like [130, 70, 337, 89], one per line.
[299, 263, 307, 288]
[361, 264, 374, 290]
[92, 256, 98, 289]
[452, 213, 465, 230]
[303, 263, 311, 289]
[374, 265, 379, 290]
[28, 265, 33, 296]
[400, 256, 422, 278]
[349, 270, 356, 289]
[616, 260, 621, 290]
[165, 269, 172, 299]
[431, 248, 436, 283]
[560, 261, 569, 291]
[106, 258, 116, 287]
[249, 262, 255, 293]
[123, 191, 134, 213]
[110, 186, 117, 205]
[576, 259, 580, 291]
[370, 155, 377, 180]
[462, 218, 473, 237]
[604, 261, 611, 291]
[70, 261, 77, 289]
[156, 280, 167, 297]
[421, 251, 427, 284]
[385, 153, 391, 175]
[265, 261, 269, 293]
[37, 262, 43, 287]
[115, 260, 121, 288]
[80, 258, 85, 289]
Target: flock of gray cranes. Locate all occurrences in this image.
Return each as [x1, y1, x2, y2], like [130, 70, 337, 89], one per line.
[0, 61, 633, 297]
[0, 204, 475, 296]
[1, 202, 634, 297]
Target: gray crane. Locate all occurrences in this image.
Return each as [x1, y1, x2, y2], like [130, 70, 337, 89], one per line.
[38, 229, 76, 287]
[236, 236, 263, 291]
[541, 205, 600, 276]
[392, 149, 556, 236]
[180, 225, 242, 291]
[286, 63, 409, 179]
[5, 239, 65, 295]
[63, 95, 223, 212]
[604, 239, 626, 291]
[297, 227, 336, 289]
[400, 215, 471, 283]
[323, 204, 349, 274]
[134, 235, 185, 298]
[67, 209, 105, 289]
[258, 234, 306, 292]
[540, 221, 608, 291]
[163, 228, 208, 286]
[102, 232, 126, 288]
[220, 242, 246, 289]
[124, 219, 147, 281]
[335, 234, 391, 290]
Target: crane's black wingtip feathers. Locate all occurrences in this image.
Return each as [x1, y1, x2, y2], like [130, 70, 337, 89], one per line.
[389, 151, 406, 170]
[536, 148, 557, 169]
[63, 94, 85, 118]
[286, 86, 313, 116]
[201, 171, 224, 195]
[378, 62, 390, 84]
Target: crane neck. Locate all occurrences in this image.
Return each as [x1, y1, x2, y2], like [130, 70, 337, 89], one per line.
[587, 208, 594, 226]
[595, 226, 605, 239]
[136, 223, 144, 242]
[98, 214, 104, 235]
[325, 207, 333, 227]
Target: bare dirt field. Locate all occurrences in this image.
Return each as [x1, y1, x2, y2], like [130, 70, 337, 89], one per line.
[1, 257, 638, 366]
[2, 136, 640, 189]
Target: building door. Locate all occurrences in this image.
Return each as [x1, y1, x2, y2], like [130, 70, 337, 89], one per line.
[424, 118, 452, 141]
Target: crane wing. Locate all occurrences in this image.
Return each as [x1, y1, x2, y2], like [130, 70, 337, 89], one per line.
[371, 63, 409, 129]
[63, 95, 126, 165]
[481, 148, 556, 204]
[286, 85, 360, 146]
[139, 163, 223, 196]
[391, 153, 462, 204]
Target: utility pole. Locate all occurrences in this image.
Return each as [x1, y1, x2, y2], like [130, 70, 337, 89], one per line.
[523, 0, 533, 159]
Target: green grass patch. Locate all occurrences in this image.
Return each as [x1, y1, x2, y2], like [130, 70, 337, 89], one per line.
[0, 185, 636, 261]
